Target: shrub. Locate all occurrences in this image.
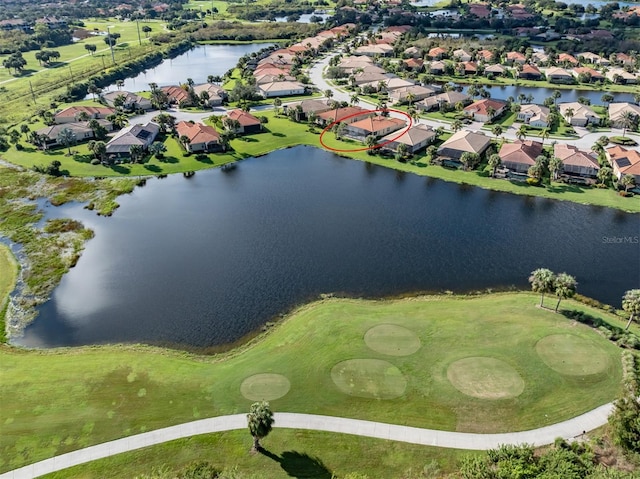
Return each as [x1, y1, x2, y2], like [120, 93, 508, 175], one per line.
[610, 136, 638, 146]
[526, 177, 540, 186]
[90, 158, 101, 165]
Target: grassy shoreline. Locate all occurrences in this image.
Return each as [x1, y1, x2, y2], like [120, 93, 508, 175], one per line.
[0, 244, 19, 343]
[0, 292, 627, 473]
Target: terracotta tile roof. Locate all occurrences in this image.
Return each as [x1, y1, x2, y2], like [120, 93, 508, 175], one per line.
[176, 121, 220, 144]
[348, 116, 406, 134]
[554, 144, 599, 169]
[317, 106, 372, 122]
[226, 109, 261, 127]
[606, 146, 640, 176]
[380, 124, 435, 146]
[558, 53, 578, 64]
[55, 105, 115, 118]
[464, 99, 506, 116]
[499, 140, 543, 166]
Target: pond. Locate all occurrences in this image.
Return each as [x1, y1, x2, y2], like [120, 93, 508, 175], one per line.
[272, 13, 332, 23]
[15, 146, 640, 350]
[100, 43, 273, 93]
[459, 84, 637, 105]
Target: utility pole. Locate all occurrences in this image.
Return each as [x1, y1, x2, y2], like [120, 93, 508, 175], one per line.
[68, 65, 74, 82]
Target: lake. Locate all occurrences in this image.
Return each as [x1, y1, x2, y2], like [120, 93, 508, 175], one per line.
[459, 84, 637, 105]
[15, 146, 640, 350]
[101, 43, 273, 93]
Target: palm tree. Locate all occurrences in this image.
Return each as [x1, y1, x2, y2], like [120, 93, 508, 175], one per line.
[529, 268, 556, 307]
[349, 93, 359, 106]
[247, 401, 274, 452]
[116, 79, 124, 90]
[622, 289, 640, 330]
[148, 141, 167, 159]
[88, 140, 107, 162]
[516, 125, 528, 141]
[460, 152, 479, 171]
[406, 92, 416, 107]
[548, 156, 563, 181]
[620, 111, 637, 138]
[488, 153, 501, 177]
[620, 174, 636, 194]
[451, 119, 463, 133]
[324, 89, 333, 101]
[540, 128, 550, 145]
[57, 127, 76, 155]
[601, 93, 614, 105]
[491, 125, 503, 139]
[129, 144, 144, 163]
[179, 135, 191, 151]
[365, 134, 377, 154]
[486, 106, 496, 121]
[564, 107, 574, 125]
[597, 166, 612, 186]
[553, 273, 577, 312]
[395, 143, 409, 161]
[335, 122, 347, 140]
[273, 98, 282, 115]
[552, 89, 561, 105]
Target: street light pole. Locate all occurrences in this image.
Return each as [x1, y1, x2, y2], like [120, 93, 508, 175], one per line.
[136, 20, 142, 46]
[107, 25, 116, 65]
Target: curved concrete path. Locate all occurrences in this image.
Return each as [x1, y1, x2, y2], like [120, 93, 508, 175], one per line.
[1, 404, 614, 479]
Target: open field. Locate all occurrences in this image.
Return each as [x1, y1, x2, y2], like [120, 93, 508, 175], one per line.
[3, 109, 639, 211]
[39, 429, 469, 478]
[0, 293, 624, 473]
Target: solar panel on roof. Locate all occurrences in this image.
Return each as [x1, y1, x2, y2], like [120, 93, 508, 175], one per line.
[616, 158, 632, 168]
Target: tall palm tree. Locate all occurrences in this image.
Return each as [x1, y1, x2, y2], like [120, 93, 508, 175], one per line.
[491, 125, 503, 139]
[247, 401, 274, 452]
[324, 89, 333, 101]
[553, 273, 577, 312]
[516, 125, 528, 141]
[529, 268, 556, 307]
[548, 156, 563, 181]
[365, 134, 377, 154]
[451, 119, 463, 132]
[56, 127, 76, 155]
[350, 93, 359, 106]
[564, 107, 574, 126]
[620, 174, 636, 194]
[488, 153, 501, 177]
[540, 128, 550, 145]
[406, 92, 416, 107]
[597, 166, 612, 185]
[623, 289, 640, 330]
[273, 98, 282, 115]
[148, 141, 166, 158]
[620, 111, 637, 138]
[129, 144, 144, 163]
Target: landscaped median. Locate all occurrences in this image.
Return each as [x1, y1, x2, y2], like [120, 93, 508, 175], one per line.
[0, 293, 627, 475]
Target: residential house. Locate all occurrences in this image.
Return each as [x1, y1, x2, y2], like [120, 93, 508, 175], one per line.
[193, 83, 228, 106]
[337, 55, 374, 74]
[316, 106, 375, 126]
[484, 64, 506, 76]
[429, 60, 446, 75]
[105, 122, 159, 158]
[352, 71, 393, 86]
[428, 47, 447, 60]
[254, 73, 297, 85]
[517, 104, 550, 128]
[606, 146, 640, 182]
[363, 77, 414, 92]
[403, 46, 422, 58]
[558, 102, 600, 126]
[463, 98, 507, 122]
[557, 53, 579, 66]
[257, 81, 306, 98]
[615, 53, 635, 66]
[403, 58, 424, 71]
[388, 85, 436, 105]
[354, 43, 394, 57]
[460, 61, 478, 75]
[102, 91, 153, 111]
[531, 52, 549, 65]
[546, 67, 574, 84]
[469, 3, 492, 18]
[498, 139, 543, 174]
[453, 49, 472, 62]
[609, 103, 640, 129]
[572, 67, 604, 83]
[161, 86, 191, 106]
[346, 116, 406, 140]
[416, 91, 471, 111]
[175, 121, 222, 152]
[224, 109, 262, 134]
[0, 19, 30, 33]
[518, 64, 542, 80]
[283, 99, 332, 120]
[379, 124, 436, 154]
[437, 130, 491, 161]
[36, 120, 113, 149]
[54, 106, 115, 124]
[477, 49, 494, 62]
[606, 68, 638, 84]
[554, 144, 600, 181]
[505, 51, 526, 65]
[578, 52, 602, 64]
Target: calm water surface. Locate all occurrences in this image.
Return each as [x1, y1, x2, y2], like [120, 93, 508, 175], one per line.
[16, 146, 640, 349]
[102, 43, 273, 93]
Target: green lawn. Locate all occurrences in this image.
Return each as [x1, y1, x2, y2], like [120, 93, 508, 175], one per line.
[3, 110, 639, 211]
[0, 293, 625, 473]
[40, 430, 469, 478]
[0, 244, 18, 342]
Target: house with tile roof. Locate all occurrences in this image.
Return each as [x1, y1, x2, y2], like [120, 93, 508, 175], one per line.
[559, 102, 600, 126]
[379, 124, 436, 154]
[316, 106, 375, 126]
[388, 85, 436, 105]
[464, 99, 507, 122]
[417, 91, 471, 111]
[102, 91, 152, 111]
[106, 122, 159, 158]
[176, 121, 222, 152]
[517, 64, 542, 80]
[347, 116, 406, 140]
[498, 140, 543, 174]
[554, 144, 600, 182]
[256, 81, 306, 98]
[437, 130, 491, 160]
[193, 83, 228, 107]
[54, 106, 115, 124]
[36, 120, 113, 149]
[517, 104, 550, 128]
[608, 103, 640, 129]
[606, 146, 640, 183]
[546, 67, 574, 84]
[224, 110, 262, 134]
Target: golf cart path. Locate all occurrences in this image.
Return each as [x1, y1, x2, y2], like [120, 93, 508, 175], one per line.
[1, 404, 614, 479]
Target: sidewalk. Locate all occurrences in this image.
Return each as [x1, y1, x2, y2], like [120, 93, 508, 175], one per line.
[0, 404, 614, 479]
